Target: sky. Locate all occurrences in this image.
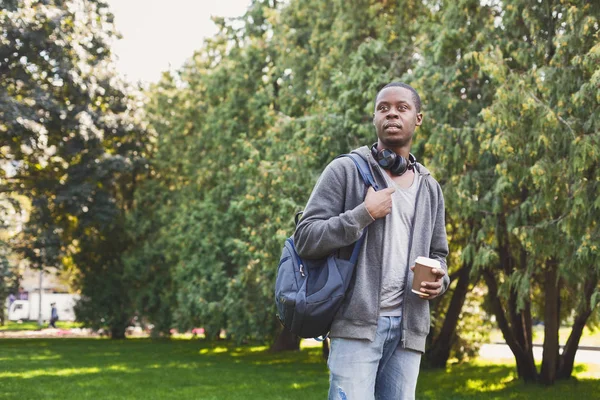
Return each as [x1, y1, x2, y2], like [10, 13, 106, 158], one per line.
[104, 0, 253, 83]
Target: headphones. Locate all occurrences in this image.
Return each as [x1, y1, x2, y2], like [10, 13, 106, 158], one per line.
[371, 143, 417, 176]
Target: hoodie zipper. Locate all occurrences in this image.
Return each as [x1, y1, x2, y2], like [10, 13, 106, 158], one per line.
[360, 148, 428, 344]
[400, 173, 427, 348]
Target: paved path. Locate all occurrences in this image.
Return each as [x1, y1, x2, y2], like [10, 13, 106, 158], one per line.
[479, 343, 600, 365]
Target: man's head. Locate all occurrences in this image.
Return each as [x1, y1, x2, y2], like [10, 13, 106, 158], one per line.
[373, 82, 423, 151]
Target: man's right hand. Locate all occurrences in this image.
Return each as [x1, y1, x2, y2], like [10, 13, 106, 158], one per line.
[364, 186, 395, 219]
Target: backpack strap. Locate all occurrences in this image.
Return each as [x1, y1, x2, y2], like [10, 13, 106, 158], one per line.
[336, 153, 380, 264]
[336, 153, 380, 191]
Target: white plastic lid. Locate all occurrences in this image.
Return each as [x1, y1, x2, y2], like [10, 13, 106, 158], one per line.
[415, 256, 441, 269]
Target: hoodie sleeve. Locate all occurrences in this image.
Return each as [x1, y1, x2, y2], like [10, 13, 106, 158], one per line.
[429, 181, 450, 294]
[294, 157, 374, 260]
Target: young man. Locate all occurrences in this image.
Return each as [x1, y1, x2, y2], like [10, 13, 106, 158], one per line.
[294, 82, 449, 400]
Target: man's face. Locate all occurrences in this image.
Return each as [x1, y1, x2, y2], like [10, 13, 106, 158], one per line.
[372, 87, 423, 149]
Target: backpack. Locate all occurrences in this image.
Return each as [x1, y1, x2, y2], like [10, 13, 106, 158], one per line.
[274, 153, 379, 338]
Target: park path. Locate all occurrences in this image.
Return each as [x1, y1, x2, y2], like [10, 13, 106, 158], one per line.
[479, 343, 600, 365]
[302, 338, 599, 366]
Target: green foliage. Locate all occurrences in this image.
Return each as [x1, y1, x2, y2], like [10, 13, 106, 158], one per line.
[414, 0, 600, 380]
[130, 0, 432, 343]
[131, 2, 599, 371]
[1, 1, 150, 337]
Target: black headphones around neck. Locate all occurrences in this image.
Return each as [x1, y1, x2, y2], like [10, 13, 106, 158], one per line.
[371, 143, 417, 176]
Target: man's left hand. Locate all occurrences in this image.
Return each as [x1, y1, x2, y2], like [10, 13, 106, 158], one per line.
[409, 265, 445, 299]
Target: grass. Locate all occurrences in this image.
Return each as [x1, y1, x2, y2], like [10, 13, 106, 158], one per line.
[0, 338, 598, 400]
[0, 321, 83, 331]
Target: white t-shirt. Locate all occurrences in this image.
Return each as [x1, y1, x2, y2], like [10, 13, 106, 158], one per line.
[378, 167, 420, 317]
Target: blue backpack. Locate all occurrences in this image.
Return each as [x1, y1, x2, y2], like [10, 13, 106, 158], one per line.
[274, 153, 378, 338]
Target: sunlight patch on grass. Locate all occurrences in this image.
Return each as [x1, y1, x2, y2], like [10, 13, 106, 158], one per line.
[0, 367, 101, 379]
[230, 346, 268, 357]
[290, 382, 314, 390]
[246, 345, 268, 352]
[465, 376, 513, 392]
[28, 354, 62, 361]
[300, 339, 322, 349]
[106, 365, 141, 373]
[199, 346, 229, 355]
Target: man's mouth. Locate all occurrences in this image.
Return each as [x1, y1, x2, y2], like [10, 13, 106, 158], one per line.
[384, 123, 402, 130]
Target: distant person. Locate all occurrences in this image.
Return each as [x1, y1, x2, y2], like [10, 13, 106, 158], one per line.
[8, 293, 15, 306]
[49, 302, 58, 328]
[18, 287, 28, 300]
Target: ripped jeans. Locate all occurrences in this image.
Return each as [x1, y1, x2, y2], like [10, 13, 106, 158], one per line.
[327, 316, 421, 400]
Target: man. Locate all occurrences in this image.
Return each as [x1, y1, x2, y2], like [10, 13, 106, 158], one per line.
[294, 82, 449, 400]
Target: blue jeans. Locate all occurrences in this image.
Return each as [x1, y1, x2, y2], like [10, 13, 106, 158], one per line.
[327, 316, 422, 400]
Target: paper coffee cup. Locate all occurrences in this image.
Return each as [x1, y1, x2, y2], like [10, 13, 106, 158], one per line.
[411, 256, 441, 296]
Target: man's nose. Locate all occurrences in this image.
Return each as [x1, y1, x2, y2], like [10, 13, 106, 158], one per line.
[386, 109, 399, 118]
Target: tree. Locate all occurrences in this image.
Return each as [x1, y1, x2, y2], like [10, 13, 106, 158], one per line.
[412, 0, 499, 368]
[1, 0, 149, 338]
[135, 0, 492, 359]
[0, 238, 20, 326]
[412, 0, 600, 383]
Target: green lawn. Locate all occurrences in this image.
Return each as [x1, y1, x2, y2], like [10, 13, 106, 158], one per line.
[0, 338, 598, 400]
[0, 321, 83, 331]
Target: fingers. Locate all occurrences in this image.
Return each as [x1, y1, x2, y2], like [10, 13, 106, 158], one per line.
[366, 186, 394, 194]
[364, 185, 396, 219]
[419, 280, 442, 297]
[431, 268, 445, 277]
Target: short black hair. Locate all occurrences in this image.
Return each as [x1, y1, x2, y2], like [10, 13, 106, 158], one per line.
[374, 82, 422, 113]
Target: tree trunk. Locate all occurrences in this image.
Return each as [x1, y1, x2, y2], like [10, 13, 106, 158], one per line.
[110, 314, 129, 340]
[110, 325, 127, 339]
[540, 259, 560, 385]
[483, 270, 538, 382]
[424, 262, 472, 368]
[491, 214, 538, 382]
[270, 326, 300, 352]
[558, 272, 599, 380]
[504, 254, 536, 380]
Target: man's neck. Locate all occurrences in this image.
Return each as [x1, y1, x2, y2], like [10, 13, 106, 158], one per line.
[377, 140, 411, 159]
[385, 168, 415, 189]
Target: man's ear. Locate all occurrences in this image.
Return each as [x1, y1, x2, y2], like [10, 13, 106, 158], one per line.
[416, 112, 423, 126]
[372, 113, 376, 125]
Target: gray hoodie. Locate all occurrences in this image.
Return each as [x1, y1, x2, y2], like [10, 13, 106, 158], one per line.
[294, 146, 449, 353]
